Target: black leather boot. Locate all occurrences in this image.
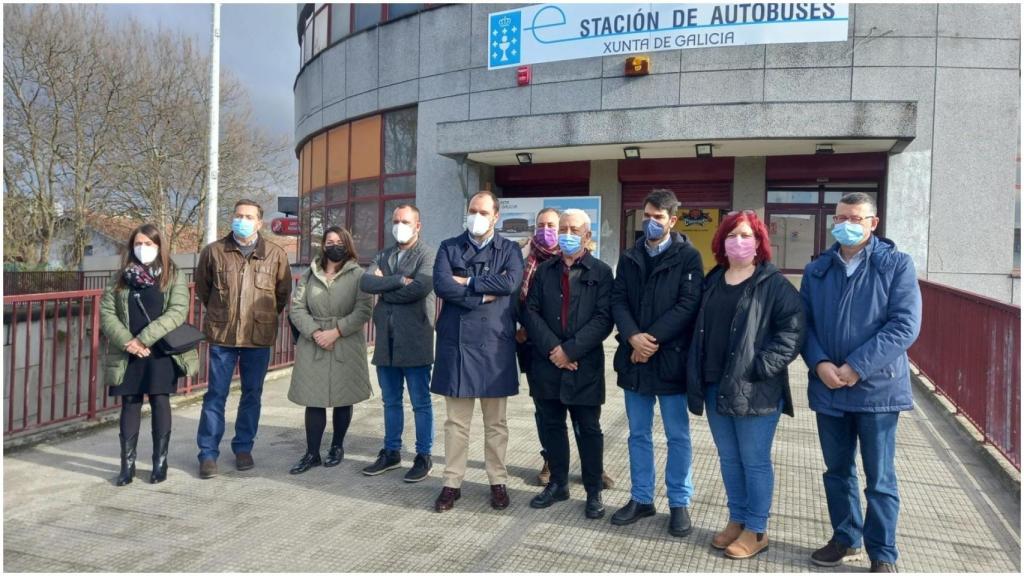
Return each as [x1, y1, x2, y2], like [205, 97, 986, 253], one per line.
[150, 432, 170, 484]
[116, 433, 138, 486]
[530, 482, 570, 508]
[610, 500, 656, 525]
[668, 506, 693, 537]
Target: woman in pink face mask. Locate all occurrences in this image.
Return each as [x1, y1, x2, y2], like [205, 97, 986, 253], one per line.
[684, 210, 806, 560]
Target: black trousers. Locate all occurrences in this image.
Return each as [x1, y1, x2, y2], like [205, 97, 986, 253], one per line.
[120, 394, 171, 440]
[534, 398, 604, 495]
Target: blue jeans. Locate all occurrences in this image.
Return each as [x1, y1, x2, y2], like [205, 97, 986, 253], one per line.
[623, 389, 694, 508]
[705, 385, 782, 533]
[816, 411, 901, 563]
[376, 366, 434, 455]
[196, 345, 271, 462]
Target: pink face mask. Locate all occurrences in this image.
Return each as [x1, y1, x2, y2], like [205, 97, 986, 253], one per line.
[534, 227, 558, 249]
[724, 235, 757, 263]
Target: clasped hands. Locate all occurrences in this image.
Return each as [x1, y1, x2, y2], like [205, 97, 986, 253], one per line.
[124, 338, 150, 358]
[549, 345, 578, 371]
[312, 327, 341, 350]
[816, 361, 861, 389]
[628, 332, 659, 364]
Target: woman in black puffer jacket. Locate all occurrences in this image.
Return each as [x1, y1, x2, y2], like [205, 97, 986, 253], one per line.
[686, 210, 804, 561]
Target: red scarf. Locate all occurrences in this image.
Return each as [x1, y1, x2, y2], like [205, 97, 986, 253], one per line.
[520, 236, 560, 302]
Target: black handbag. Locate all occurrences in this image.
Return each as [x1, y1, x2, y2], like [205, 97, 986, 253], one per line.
[133, 292, 206, 354]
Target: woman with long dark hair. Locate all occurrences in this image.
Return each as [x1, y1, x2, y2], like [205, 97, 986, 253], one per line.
[100, 224, 199, 485]
[686, 210, 805, 559]
[287, 226, 373, 473]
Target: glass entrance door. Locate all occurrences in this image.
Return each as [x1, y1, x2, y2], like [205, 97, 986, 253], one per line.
[767, 213, 818, 272]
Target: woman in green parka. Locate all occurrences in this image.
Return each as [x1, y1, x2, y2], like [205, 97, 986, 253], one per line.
[288, 225, 373, 474]
[100, 224, 199, 486]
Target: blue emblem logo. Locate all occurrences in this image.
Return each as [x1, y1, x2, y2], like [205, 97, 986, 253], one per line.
[489, 11, 521, 68]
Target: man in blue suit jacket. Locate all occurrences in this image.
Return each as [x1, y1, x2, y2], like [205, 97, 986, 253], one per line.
[800, 192, 922, 574]
[431, 191, 524, 513]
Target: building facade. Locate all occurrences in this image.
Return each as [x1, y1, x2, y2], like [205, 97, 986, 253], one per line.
[293, 3, 1021, 303]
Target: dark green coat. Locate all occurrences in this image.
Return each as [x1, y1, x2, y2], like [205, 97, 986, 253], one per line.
[288, 259, 373, 407]
[99, 269, 200, 389]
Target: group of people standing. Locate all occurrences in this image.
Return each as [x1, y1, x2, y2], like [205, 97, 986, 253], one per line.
[100, 188, 920, 573]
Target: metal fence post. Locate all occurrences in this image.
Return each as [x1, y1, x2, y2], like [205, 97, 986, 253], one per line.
[86, 294, 101, 421]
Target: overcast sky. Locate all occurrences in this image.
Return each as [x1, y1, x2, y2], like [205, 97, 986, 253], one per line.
[104, 3, 298, 139]
[102, 3, 299, 213]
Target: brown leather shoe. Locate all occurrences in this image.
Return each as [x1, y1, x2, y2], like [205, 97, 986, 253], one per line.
[601, 470, 615, 490]
[434, 487, 461, 513]
[235, 452, 254, 471]
[724, 529, 769, 559]
[490, 484, 510, 510]
[711, 521, 745, 550]
[199, 459, 218, 479]
[537, 460, 551, 486]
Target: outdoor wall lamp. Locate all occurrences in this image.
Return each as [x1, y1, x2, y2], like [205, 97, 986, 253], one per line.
[816, 143, 834, 155]
[695, 143, 713, 158]
[623, 146, 641, 160]
[516, 152, 533, 165]
[625, 55, 651, 76]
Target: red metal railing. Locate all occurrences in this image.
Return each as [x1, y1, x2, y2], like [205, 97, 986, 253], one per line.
[2, 276, 323, 438]
[908, 279, 1021, 470]
[3, 270, 197, 295]
[3, 271, 85, 295]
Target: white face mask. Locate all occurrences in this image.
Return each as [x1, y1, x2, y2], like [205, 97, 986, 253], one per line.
[134, 245, 159, 265]
[392, 222, 415, 245]
[466, 213, 491, 237]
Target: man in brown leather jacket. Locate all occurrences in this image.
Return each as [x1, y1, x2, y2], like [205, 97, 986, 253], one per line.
[194, 199, 292, 479]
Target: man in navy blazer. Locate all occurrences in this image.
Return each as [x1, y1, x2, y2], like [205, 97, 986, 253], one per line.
[800, 192, 922, 573]
[431, 191, 524, 513]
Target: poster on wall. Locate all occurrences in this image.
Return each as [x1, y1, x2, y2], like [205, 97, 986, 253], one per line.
[497, 196, 602, 259]
[673, 207, 721, 274]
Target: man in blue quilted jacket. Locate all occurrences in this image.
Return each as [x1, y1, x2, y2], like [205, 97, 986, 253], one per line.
[800, 192, 922, 574]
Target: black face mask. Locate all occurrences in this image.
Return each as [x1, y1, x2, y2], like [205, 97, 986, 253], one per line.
[324, 244, 348, 263]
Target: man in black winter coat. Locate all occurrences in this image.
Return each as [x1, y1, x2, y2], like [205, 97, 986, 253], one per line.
[522, 209, 614, 520]
[609, 189, 704, 538]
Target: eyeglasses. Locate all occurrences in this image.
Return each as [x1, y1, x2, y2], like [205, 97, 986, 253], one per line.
[726, 210, 756, 217]
[832, 215, 877, 224]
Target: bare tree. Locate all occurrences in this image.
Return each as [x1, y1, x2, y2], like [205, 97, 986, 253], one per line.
[103, 20, 290, 253]
[3, 5, 122, 265]
[4, 4, 291, 264]
[104, 23, 219, 253]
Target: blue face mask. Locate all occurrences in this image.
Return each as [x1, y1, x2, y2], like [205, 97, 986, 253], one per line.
[558, 233, 582, 255]
[831, 221, 865, 246]
[232, 218, 257, 239]
[643, 218, 665, 241]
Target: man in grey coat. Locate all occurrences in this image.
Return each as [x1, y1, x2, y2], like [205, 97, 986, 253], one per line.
[359, 204, 438, 482]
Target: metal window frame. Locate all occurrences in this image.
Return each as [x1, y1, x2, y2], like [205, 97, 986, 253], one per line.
[299, 106, 418, 265]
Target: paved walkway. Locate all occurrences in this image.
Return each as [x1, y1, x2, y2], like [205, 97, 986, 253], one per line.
[4, 341, 1020, 572]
